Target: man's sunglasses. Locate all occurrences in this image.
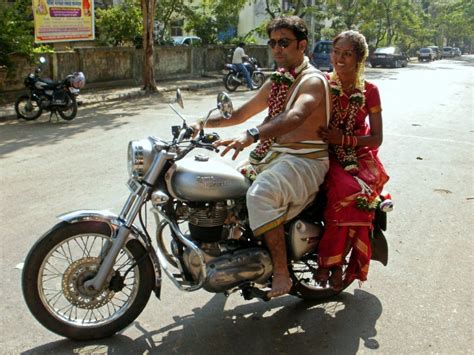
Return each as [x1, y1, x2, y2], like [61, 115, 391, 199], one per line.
[267, 38, 298, 49]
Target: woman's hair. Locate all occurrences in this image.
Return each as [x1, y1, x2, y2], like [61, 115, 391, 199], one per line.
[266, 16, 308, 41]
[333, 30, 369, 88]
[333, 30, 369, 64]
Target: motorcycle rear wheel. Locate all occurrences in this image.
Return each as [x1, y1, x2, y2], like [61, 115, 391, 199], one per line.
[224, 73, 240, 92]
[289, 253, 353, 300]
[252, 72, 266, 89]
[22, 221, 154, 340]
[15, 95, 42, 120]
[57, 94, 78, 120]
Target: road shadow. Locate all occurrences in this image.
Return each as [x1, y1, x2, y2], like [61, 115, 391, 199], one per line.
[22, 289, 383, 354]
[0, 93, 166, 158]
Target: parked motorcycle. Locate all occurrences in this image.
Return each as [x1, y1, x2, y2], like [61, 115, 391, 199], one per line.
[15, 57, 85, 121]
[22, 90, 392, 340]
[223, 57, 265, 92]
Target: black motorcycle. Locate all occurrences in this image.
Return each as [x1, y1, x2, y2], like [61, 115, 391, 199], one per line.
[223, 57, 266, 92]
[15, 57, 85, 121]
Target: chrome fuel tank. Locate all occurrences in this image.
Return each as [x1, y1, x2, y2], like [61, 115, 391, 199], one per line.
[165, 155, 251, 201]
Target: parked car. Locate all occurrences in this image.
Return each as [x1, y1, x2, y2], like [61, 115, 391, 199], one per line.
[453, 47, 462, 57]
[172, 36, 202, 46]
[427, 46, 441, 60]
[311, 40, 333, 72]
[370, 46, 408, 68]
[442, 46, 454, 58]
[418, 47, 435, 62]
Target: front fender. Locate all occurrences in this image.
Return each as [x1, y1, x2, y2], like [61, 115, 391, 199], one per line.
[58, 210, 162, 298]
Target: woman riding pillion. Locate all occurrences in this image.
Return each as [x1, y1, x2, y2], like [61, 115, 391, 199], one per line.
[316, 30, 389, 289]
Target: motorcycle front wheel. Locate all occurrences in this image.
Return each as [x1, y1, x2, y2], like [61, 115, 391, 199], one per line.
[15, 95, 42, 120]
[252, 72, 266, 89]
[289, 253, 353, 300]
[22, 221, 154, 340]
[223, 73, 240, 92]
[57, 94, 78, 120]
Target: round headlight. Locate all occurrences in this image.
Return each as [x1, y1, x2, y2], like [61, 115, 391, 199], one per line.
[127, 138, 154, 179]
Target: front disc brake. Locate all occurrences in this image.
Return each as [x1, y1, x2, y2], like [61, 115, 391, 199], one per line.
[62, 257, 114, 309]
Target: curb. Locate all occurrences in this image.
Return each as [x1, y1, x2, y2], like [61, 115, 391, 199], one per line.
[0, 78, 224, 122]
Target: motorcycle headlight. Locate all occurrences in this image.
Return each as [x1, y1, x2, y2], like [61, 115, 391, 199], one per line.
[127, 138, 154, 180]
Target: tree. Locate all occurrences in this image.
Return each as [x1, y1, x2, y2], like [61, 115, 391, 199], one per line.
[0, 0, 34, 69]
[141, 0, 157, 92]
[95, 0, 142, 46]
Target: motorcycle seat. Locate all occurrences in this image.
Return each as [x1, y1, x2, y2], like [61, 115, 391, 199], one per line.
[38, 78, 62, 89]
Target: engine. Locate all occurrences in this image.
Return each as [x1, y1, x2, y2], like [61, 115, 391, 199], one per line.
[173, 200, 272, 292]
[187, 201, 228, 243]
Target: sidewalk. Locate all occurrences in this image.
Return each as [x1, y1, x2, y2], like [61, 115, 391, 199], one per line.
[0, 72, 225, 121]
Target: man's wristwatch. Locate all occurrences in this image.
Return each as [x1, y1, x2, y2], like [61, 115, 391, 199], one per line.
[247, 127, 260, 142]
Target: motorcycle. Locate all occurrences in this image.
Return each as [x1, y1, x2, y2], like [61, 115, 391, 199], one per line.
[22, 90, 392, 340]
[15, 56, 85, 121]
[223, 57, 266, 92]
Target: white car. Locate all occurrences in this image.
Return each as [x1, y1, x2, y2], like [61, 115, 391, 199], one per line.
[172, 36, 202, 46]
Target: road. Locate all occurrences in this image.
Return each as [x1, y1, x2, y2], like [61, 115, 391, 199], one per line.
[1, 56, 473, 354]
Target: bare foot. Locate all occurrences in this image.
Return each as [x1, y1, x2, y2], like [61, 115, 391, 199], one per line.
[329, 266, 343, 290]
[267, 274, 292, 298]
[314, 267, 330, 284]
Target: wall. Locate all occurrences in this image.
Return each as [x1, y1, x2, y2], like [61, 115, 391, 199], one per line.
[0, 45, 272, 96]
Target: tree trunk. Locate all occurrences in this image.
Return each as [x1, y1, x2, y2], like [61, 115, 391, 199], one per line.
[141, 0, 157, 92]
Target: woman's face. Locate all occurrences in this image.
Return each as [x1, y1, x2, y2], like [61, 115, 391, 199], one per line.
[331, 37, 359, 76]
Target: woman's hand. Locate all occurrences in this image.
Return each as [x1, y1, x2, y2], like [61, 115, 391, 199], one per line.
[318, 126, 344, 145]
[214, 132, 253, 160]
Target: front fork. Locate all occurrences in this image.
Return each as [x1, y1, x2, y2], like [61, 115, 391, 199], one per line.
[83, 183, 150, 292]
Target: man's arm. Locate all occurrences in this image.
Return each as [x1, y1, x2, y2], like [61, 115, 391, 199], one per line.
[215, 76, 325, 160]
[201, 80, 271, 129]
[258, 76, 324, 140]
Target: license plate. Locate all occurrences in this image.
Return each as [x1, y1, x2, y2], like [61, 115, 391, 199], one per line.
[319, 66, 330, 71]
[127, 178, 141, 193]
[377, 55, 386, 58]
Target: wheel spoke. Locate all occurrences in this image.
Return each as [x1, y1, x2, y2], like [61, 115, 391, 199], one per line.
[37, 232, 141, 327]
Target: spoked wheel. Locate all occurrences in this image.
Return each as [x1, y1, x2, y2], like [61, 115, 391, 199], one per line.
[57, 94, 78, 120]
[223, 73, 240, 92]
[22, 221, 154, 340]
[289, 253, 353, 300]
[252, 72, 266, 89]
[15, 95, 43, 120]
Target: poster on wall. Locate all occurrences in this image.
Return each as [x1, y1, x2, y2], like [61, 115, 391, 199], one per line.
[33, 0, 95, 43]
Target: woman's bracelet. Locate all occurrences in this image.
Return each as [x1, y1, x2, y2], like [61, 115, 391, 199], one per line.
[342, 135, 358, 147]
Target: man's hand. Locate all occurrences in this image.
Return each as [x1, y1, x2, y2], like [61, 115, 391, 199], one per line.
[317, 126, 343, 145]
[188, 120, 203, 139]
[214, 132, 254, 160]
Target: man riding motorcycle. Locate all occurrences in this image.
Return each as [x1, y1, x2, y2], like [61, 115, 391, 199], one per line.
[232, 42, 257, 91]
[190, 16, 330, 298]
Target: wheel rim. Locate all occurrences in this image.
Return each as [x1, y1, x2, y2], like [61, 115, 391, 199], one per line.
[18, 98, 41, 118]
[290, 254, 350, 292]
[37, 233, 140, 327]
[252, 73, 265, 88]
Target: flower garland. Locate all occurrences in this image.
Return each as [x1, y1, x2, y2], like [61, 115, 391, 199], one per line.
[241, 57, 310, 180]
[329, 71, 365, 173]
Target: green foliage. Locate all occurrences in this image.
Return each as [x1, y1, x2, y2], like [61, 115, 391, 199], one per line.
[0, 0, 35, 69]
[96, 0, 143, 46]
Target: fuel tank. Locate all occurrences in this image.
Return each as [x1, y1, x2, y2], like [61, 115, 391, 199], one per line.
[165, 155, 251, 201]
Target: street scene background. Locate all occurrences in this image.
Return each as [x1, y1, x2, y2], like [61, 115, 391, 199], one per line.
[0, 56, 473, 353]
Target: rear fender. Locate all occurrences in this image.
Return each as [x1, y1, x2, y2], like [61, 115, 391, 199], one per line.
[371, 227, 388, 266]
[58, 210, 162, 298]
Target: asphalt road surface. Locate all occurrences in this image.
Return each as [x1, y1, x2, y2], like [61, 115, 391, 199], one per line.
[1, 56, 472, 354]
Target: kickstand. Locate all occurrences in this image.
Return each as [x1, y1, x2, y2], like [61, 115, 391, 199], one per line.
[49, 111, 60, 122]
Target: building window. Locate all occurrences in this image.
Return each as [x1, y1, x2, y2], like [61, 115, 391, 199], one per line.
[171, 19, 183, 37]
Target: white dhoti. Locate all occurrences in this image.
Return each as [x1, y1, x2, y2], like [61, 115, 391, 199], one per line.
[247, 153, 329, 236]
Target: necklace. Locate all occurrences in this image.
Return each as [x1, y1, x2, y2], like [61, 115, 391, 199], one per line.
[329, 71, 366, 172]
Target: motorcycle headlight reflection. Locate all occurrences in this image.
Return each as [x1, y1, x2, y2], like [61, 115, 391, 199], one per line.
[127, 139, 154, 180]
